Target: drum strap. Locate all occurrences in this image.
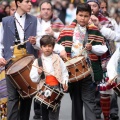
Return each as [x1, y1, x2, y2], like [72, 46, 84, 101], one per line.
[37, 57, 45, 79]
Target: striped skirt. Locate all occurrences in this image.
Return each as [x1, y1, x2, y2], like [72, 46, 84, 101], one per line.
[0, 67, 8, 120]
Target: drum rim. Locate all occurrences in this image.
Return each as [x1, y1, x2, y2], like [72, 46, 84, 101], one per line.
[6, 54, 35, 75]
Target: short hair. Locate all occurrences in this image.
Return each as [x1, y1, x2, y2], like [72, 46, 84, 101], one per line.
[76, 3, 91, 15]
[10, 0, 15, 6]
[39, 0, 53, 10]
[15, 0, 23, 7]
[40, 35, 55, 47]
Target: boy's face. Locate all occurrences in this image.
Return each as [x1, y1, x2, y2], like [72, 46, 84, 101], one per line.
[41, 44, 54, 56]
[88, 2, 99, 15]
[17, 0, 32, 13]
[76, 11, 90, 27]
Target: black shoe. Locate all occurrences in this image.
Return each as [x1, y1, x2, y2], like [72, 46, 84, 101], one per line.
[110, 113, 119, 120]
[33, 115, 40, 119]
[96, 114, 101, 119]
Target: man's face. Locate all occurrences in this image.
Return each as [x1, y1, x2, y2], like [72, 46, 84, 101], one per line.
[76, 11, 90, 27]
[40, 2, 53, 21]
[10, 1, 17, 16]
[100, 2, 107, 15]
[88, 2, 99, 15]
[17, 0, 32, 13]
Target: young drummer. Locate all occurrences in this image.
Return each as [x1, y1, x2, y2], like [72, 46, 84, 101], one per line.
[30, 35, 69, 120]
[57, 3, 107, 120]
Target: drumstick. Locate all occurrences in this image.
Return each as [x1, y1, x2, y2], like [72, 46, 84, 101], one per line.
[32, 64, 54, 76]
[64, 40, 93, 65]
[109, 75, 118, 85]
[10, 40, 29, 49]
[10, 36, 40, 49]
[6, 55, 16, 63]
[78, 40, 94, 56]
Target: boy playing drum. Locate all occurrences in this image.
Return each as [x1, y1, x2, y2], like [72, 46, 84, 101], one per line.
[30, 35, 69, 120]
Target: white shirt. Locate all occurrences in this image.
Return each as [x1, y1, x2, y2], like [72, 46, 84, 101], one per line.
[71, 24, 108, 57]
[0, 12, 41, 57]
[39, 19, 60, 39]
[0, 12, 64, 58]
[30, 54, 69, 84]
[38, 19, 65, 54]
[107, 48, 120, 80]
[100, 26, 120, 42]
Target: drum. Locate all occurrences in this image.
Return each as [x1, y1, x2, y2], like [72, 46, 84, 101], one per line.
[65, 56, 91, 82]
[6, 55, 37, 98]
[35, 83, 64, 111]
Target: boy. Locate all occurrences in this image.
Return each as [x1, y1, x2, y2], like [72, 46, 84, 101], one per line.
[57, 3, 107, 120]
[30, 35, 69, 120]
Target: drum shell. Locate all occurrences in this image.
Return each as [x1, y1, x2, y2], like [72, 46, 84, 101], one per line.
[6, 55, 37, 98]
[65, 56, 91, 82]
[35, 83, 64, 111]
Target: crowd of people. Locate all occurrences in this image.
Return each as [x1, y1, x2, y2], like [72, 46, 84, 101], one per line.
[0, 0, 120, 120]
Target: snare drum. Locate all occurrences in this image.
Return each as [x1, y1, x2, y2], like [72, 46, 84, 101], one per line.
[35, 83, 64, 111]
[6, 55, 37, 98]
[65, 56, 91, 82]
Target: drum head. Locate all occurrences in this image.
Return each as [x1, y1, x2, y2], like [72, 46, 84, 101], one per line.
[65, 56, 84, 66]
[6, 55, 35, 74]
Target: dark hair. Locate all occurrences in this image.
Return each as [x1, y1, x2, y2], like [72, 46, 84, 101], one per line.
[99, 0, 108, 8]
[99, 0, 109, 17]
[39, 0, 53, 10]
[40, 35, 55, 47]
[76, 3, 91, 15]
[15, 0, 23, 7]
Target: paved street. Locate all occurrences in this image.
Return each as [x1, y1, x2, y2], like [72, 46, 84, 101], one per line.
[29, 93, 71, 120]
[29, 93, 120, 120]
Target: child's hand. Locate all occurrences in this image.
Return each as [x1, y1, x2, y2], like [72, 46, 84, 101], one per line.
[62, 82, 68, 92]
[38, 67, 43, 74]
[85, 43, 92, 51]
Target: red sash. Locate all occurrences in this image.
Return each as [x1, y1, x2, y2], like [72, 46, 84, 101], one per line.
[45, 76, 59, 86]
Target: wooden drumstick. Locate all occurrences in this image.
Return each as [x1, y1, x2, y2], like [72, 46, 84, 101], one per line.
[6, 55, 16, 63]
[10, 40, 29, 50]
[10, 36, 40, 49]
[109, 75, 118, 85]
[65, 57, 73, 65]
[78, 40, 94, 56]
[32, 64, 54, 76]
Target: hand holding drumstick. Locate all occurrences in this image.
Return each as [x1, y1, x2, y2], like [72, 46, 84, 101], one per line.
[10, 36, 39, 49]
[32, 64, 68, 91]
[85, 43, 92, 51]
[79, 40, 93, 56]
[62, 81, 68, 92]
